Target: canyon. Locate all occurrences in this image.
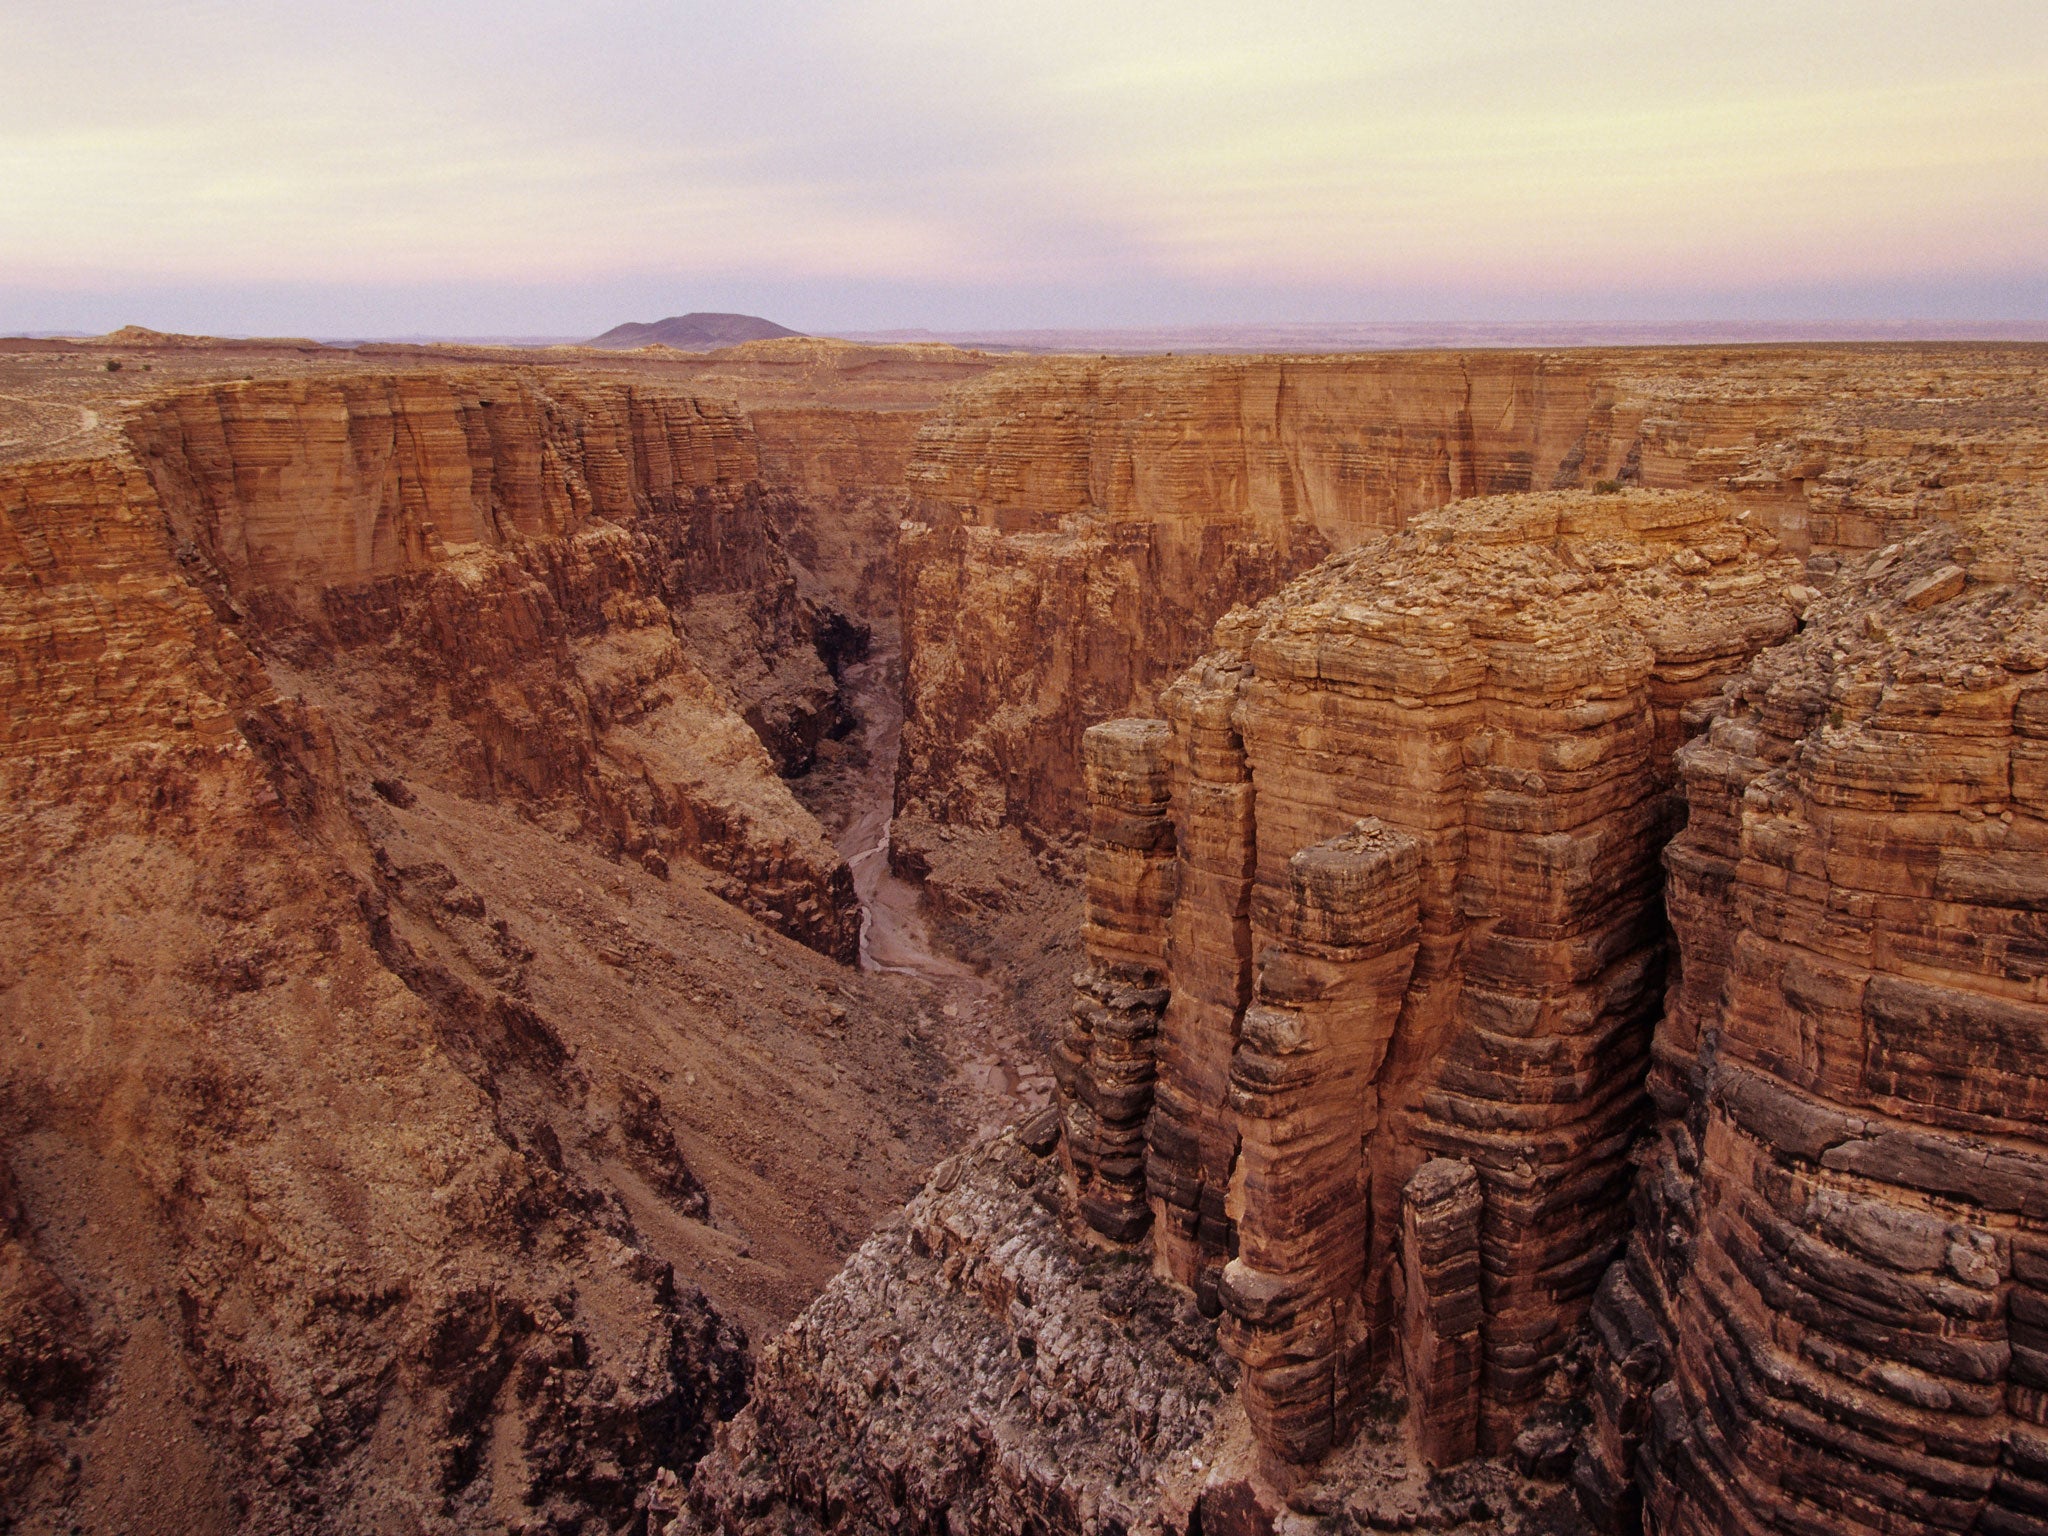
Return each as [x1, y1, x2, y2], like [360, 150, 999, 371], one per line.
[0, 333, 2044, 1536]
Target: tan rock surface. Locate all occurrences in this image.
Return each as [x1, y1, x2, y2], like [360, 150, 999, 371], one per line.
[126, 371, 858, 955]
[1073, 489, 1805, 1464]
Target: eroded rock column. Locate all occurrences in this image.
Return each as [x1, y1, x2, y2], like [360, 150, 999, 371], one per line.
[1058, 718, 1177, 1242]
[1220, 821, 1422, 1462]
[1151, 658, 1261, 1307]
[1400, 1158, 1484, 1467]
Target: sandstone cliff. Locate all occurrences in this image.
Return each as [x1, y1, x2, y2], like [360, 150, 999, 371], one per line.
[1066, 489, 1803, 1460]
[127, 372, 860, 955]
[894, 352, 1601, 835]
[1576, 501, 2048, 1536]
[684, 487, 1816, 1531]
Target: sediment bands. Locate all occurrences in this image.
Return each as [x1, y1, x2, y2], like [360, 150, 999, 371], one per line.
[1579, 509, 2048, 1536]
[0, 362, 953, 1532]
[116, 370, 862, 955]
[895, 348, 2048, 840]
[696, 462, 2048, 1535]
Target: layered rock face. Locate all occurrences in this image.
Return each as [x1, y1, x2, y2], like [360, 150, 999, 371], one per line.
[751, 404, 930, 664]
[895, 353, 1604, 835]
[1061, 719, 1178, 1242]
[0, 441, 746, 1529]
[128, 373, 860, 956]
[1057, 489, 1806, 1465]
[1577, 504, 2048, 1536]
[896, 348, 2048, 844]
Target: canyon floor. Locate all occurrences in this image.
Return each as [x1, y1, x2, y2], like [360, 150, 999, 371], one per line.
[2, 330, 2045, 1536]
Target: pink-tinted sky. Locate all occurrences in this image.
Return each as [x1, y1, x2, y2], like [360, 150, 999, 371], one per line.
[3, 0, 2044, 337]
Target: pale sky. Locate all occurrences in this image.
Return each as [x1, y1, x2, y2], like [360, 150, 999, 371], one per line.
[3, 0, 2044, 337]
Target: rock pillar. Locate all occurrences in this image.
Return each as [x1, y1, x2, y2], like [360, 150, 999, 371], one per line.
[1148, 660, 1262, 1306]
[1219, 820, 1422, 1462]
[1400, 1158, 1483, 1467]
[1058, 718, 1176, 1243]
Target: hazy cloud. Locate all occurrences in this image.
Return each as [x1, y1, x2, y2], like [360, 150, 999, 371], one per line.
[2, 0, 2042, 333]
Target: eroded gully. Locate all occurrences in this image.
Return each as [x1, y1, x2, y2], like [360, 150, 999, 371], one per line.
[822, 630, 1051, 1139]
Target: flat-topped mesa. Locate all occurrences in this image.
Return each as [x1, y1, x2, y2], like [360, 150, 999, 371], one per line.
[1057, 487, 1806, 1468]
[1576, 505, 2048, 1536]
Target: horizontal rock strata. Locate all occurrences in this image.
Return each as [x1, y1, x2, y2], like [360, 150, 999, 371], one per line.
[1068, 489, 1806, 1466]
[126, 372, 860, 956]
[1221, 820, 1423, 1462]
[1578, 505, 2048, 1535]
[895, 348, 2048, 843]
[0, 370, 961, 1533]
[1058, 719, 1178, 1243]
[1402, 1158, 1486, 1469]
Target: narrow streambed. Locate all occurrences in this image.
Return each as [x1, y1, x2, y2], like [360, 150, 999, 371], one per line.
[818, 632, 1045, 1135]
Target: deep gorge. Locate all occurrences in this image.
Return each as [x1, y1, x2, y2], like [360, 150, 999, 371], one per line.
[2, 338, 2046, 1535]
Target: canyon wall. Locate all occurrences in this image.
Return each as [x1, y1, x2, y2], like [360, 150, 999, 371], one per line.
[0, 374, 961, 1533]
[1, 441, 744, 1530]
[128, 372, 861, 955]
[894, 352, 1604, 836]
[752, 404, 929, 635]
[689, 487, 1838, 1534]
[896, 347, 2048, 845]
[1576, 503, 2048, 1536]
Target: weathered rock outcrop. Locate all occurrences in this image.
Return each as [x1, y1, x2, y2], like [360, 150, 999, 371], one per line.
[0, 440, 752, 1530]
[0, 1148, 92, 1516]
[0, 374, 961, 1533]
[127, 373, 861, 956]
[895, 353, 1602, 835]
[896, 348, 2048, 843]
[683, 1126, 1236, 1536]
[681, 1128, 1580, 1536]
[1058, 489, 1806, 1465]
[1060, 719, 1178, 1243]
[695, 487, 1827, 1533]
[1576, 502, 2048, 1536]
[1402, 1159, 1487, 1469]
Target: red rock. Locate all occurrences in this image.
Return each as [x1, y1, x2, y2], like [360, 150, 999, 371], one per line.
[1402, 1158, 1485, 1467]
